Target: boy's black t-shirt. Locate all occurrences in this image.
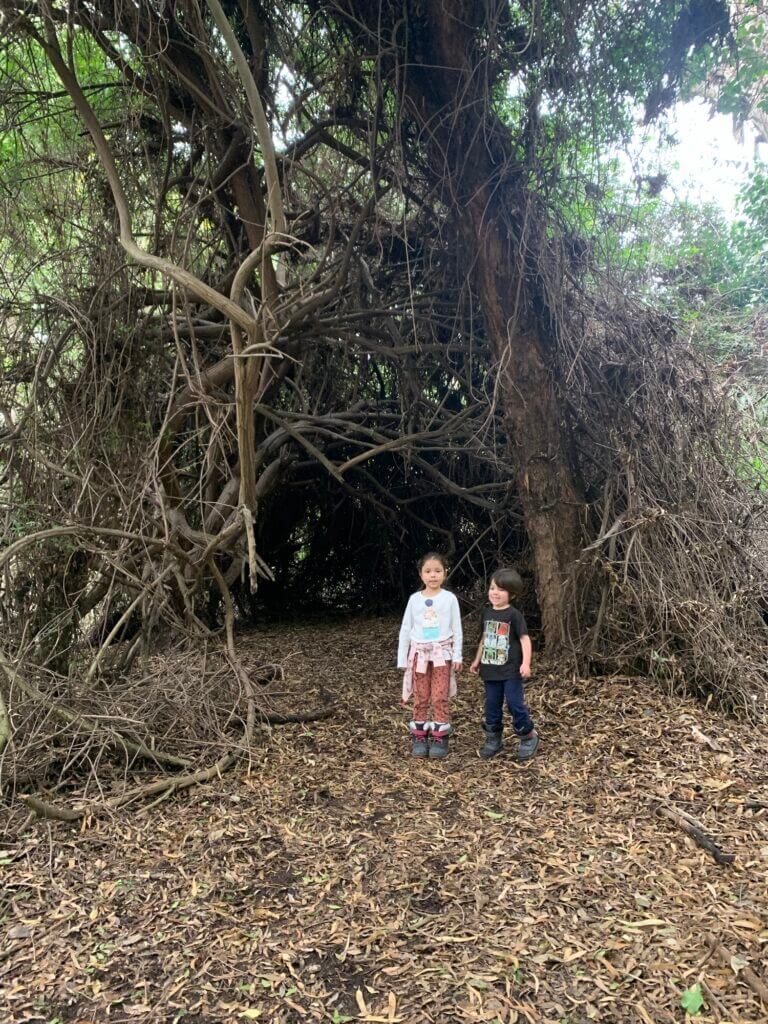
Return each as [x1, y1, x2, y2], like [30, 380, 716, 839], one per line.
[478, 605, 528, 680]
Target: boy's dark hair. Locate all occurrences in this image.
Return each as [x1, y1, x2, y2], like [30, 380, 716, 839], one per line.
[490, 567, 523, 598]
[418, 551, 448, 571]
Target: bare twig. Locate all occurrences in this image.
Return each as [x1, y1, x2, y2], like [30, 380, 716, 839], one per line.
[656, 804, 735, 865]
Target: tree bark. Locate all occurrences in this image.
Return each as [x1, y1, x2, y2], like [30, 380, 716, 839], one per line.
[462, 186, 584, 645]
[381, 0, 585, 646]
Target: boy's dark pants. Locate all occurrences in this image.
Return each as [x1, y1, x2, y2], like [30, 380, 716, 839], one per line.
[483, 673, 534, 734]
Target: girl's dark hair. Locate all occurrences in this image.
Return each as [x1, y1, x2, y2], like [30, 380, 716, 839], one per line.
[418, 551, 448, 571]
[490, 567, 523, 598]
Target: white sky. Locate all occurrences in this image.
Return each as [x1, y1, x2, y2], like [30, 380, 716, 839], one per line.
[634, 99, 763, 218]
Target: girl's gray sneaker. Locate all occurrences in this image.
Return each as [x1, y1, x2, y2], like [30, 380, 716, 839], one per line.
[429, 723, 451, 759]
[517, 729, 539, 760]
[409, 721, 429, 758]
[411, 734, 429, 757]
[480, 722, 503, 759]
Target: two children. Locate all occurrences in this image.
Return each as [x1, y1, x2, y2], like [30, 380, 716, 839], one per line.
[398, 557, 539, 761]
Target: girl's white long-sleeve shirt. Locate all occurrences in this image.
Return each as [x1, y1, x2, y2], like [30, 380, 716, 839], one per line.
[397, 589, 463, 668]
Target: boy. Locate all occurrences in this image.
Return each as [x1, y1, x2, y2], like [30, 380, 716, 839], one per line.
[469, 568, 539, 760]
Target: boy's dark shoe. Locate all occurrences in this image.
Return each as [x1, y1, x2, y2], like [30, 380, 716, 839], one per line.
[479, 722, 503, 759]
[517, 729, 539, 761]
[429, 724, 451, 759]
[409, 721, 429, 758]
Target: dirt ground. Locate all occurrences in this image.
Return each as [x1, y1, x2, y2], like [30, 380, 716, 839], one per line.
[2, 618, 767, 1024]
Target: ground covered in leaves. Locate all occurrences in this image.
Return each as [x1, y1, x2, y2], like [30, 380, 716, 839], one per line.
[2, 618, 768, 1024]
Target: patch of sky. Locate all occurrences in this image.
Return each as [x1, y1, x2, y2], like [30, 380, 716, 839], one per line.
[620, 99, 764, 219]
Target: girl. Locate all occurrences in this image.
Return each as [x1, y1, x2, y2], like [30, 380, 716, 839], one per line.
[469, 567, 539, 760]
[397, 552, 463, 759]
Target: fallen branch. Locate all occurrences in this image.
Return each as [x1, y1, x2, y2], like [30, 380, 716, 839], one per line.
[19, 794, 83, 822]
[656, 803, 735, 865]
[0, 649, 191, 771]
[259, 687, 336, 725]
[20, 751, 238, 823]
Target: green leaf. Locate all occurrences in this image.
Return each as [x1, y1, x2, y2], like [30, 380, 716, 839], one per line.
[484, 811, 505, 820]
[680, 983, 705, 1015]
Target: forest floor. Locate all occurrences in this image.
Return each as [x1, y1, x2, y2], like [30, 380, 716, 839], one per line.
[1, 618, 768, 1024]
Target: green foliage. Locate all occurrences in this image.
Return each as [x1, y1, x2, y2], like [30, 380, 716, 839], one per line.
[546, 136, 766, 375]
[680, 983, 705, 1015]
[683, 9, 768, 123]
[628, 164, 768, 354]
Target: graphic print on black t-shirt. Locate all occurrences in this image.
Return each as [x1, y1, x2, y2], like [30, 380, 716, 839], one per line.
[481, 619, 510, 665]
[477, 605, 528, 680]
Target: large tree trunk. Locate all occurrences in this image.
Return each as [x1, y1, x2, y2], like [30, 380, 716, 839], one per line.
[393, 0, 585, 646]
[466, 188, 585, 643]
[464, 187, 584, 644]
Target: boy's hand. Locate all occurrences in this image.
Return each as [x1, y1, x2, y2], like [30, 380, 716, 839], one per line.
[520, 663, 531, 679]
[469, 659, 480, 675]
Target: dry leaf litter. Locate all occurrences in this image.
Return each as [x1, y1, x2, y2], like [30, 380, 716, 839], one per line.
[1, 618, 767, 1024]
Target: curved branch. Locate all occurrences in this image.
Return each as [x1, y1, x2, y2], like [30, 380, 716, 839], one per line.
[84, 564, 175, 684]
[32, 5, 263, 339]
[0, 685, 11, 757]
[205, 0, 286, 236]
[0, 525, 189, 576]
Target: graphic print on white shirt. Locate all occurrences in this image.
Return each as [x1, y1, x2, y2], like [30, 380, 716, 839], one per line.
[397, 588, 463, 668]
[422, 600, 440, 640]
[481, 619, 510, 665]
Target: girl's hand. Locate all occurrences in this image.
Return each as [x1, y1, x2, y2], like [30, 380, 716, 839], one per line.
[453, 661, 462, 673]
[469, 660, 479, 675]
[520, 663, 531, 679]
